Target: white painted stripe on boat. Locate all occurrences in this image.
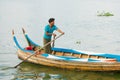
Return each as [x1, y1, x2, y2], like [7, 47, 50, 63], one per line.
[74, 50, 105, 55]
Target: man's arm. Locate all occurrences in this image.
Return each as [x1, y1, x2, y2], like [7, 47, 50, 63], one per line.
[46, 32, 52, 36]
[57, 29, 64, 34]
[46, 32, 56, 36]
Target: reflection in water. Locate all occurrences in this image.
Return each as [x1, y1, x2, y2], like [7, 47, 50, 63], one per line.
[12, 62, 66, 80]
[10, 62, 120, 80]
[13, 72, 46, 80]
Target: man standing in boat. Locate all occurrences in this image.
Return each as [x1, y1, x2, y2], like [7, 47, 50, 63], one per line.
[43, 18, 64, 53]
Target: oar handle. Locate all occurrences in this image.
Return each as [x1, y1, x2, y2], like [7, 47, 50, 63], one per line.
[52, 36, 55, 47]
[14, 33, 64, 68]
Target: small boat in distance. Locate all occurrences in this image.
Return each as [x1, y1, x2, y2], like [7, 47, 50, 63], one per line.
[13, 29, 120, 71]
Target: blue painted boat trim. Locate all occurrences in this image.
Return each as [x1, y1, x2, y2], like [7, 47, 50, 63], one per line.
[13, 36, 34, 53]
[25, 34, 39, 46]
[51, 47, 84, 54]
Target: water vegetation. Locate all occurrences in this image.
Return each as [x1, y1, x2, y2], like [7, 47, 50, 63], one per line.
[76, 41, 81, 44]
[97, 11, 114, 16]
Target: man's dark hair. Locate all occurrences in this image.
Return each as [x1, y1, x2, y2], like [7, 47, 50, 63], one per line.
[48, 18, 55, 23]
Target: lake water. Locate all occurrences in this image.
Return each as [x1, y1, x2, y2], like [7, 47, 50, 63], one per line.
[0, 0, 120, 80]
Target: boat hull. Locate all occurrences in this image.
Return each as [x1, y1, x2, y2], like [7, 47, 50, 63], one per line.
[17, 49, 120, 71]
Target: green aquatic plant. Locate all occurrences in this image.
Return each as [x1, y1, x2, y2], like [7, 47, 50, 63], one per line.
[97, 11, 114, 16]
[76, 41, 81, 44]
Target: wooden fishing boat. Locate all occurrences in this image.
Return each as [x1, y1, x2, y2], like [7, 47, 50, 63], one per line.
[13, 29, 120, 71]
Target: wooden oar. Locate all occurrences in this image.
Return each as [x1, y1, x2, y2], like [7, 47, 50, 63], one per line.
[14, 33, 64, 68]
[52, 36, 55, 47]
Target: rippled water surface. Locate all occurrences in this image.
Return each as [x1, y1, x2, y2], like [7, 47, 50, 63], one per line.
[0, 0, 120, 80]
